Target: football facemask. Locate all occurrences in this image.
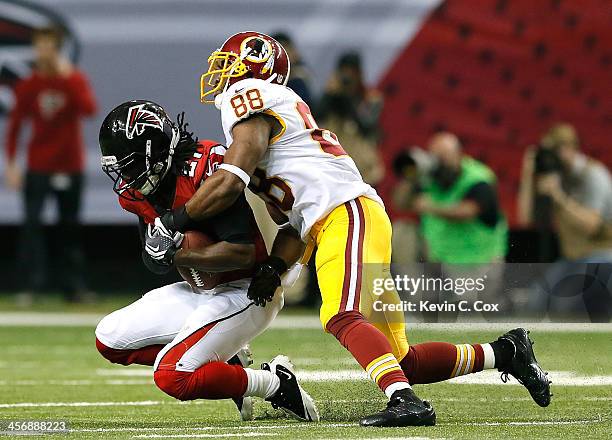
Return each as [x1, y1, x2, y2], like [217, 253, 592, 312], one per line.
[101, 127, 179, 201]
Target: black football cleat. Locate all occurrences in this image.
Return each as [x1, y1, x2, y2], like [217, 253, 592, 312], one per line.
[360, 388, 436, 427]
[497, 328, 552, 407]
[262, 355, 319, 422]
[228, 346, 254, 421]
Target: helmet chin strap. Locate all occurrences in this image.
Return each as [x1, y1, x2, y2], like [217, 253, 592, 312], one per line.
[214, 93, 224, 110]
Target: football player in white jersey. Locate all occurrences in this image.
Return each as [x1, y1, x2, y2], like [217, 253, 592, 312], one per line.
[147, 32, 551, 426]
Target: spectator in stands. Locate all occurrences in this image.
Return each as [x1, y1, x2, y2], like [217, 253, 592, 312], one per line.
[271, 32, 314, 107]
[3, 26, 97, 303]
[317, 51, 384, 185]
[518, 123, 612, 322]
[394, 132, 507, 321]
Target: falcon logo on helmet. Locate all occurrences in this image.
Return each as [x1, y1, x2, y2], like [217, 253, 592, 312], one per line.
[125, 104, 164, 139]
[200, 31, 290, 104]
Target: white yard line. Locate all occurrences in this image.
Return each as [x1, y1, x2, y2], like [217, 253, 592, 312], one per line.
[0, 400, 172, 408]
[322, 438, 445, 440]
[0, 312, 104, 326]
[132, 434, 276, 438]
[2, 369, 611, 389]
[300, 369, 612, 386]
[0, 400, 186, 410]
[0, 312, 611, 332]
[67, 424, 353, 433]
[0, 379, 153, 386]
[462, 418, 606, 427]
[2, 395, 609, 410]
[97, 368, 152, 377]
[95, 367, 612, 386]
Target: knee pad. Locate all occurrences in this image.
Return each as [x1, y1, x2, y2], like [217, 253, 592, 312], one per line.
[95, 313, 122, 348]
[154, 370, 192, 401]
[95, 338, 131, 365]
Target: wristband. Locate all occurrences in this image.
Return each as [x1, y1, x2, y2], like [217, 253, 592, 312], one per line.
[169, 206, 194, 233]
[219, 163, 251, 186]
[266, 255, 288, 275]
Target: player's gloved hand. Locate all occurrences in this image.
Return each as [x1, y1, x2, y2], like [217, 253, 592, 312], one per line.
[150, 214, 184, 246]
[247, 256, 288, 307]
[158, 206, 194, 234]
[143, 222, 178, 274]
[142, 250, 174, 275]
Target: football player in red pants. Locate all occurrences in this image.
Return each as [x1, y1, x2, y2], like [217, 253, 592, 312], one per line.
[94, 101, 318, 422]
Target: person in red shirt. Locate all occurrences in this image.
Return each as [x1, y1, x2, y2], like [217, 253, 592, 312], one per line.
[3, 26, 97, 301]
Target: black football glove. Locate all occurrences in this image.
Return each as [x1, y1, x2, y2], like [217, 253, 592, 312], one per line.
[247, 256, 288, 307]
[159, 206, 194, 234]
[142, 249, 175, 275]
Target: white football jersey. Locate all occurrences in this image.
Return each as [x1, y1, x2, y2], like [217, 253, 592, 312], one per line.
[217, 78, 383, 240]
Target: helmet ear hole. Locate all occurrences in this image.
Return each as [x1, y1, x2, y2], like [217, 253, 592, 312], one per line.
[152, 162, 165, 173]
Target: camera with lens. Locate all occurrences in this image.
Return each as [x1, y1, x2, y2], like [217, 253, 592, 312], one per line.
[392, 147, 435, 182]
[534, 145, 562, 175]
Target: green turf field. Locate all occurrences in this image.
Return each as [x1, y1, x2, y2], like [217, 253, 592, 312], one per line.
[0, 315, 610, 439]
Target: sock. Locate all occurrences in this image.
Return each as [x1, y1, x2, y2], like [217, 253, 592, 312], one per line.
[384, 381, 411, 399]
[399, 342, 489, 384]
[481, 343, 496, 369]
[96, 338, 163, 366]
[489, 339, 513, 369]
[154, 361, 248, 400]
[326, 311, 409, 396]
[244, 368, 280, 399]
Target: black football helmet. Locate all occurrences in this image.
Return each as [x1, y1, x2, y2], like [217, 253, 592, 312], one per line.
[99, 100, 179, 201]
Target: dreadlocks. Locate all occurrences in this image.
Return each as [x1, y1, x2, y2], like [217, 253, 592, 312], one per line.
[171, 112, 200, 172]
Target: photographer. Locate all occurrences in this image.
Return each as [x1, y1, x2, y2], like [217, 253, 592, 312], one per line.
[393, 133, 508, 322]
[518, 123, 612, 321]
[394, 132, 507, 264]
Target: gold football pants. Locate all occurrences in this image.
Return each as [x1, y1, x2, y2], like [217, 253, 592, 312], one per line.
[310, 196, 409, 361]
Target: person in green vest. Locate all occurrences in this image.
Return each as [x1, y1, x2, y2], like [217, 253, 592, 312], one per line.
[414, 132, 508, 264]
[394, 132, 508, 322]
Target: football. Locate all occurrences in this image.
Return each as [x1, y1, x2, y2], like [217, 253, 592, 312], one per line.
[176, 230, 222, 290]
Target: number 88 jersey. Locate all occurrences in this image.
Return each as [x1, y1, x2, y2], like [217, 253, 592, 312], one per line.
[217, 78, 383, 240]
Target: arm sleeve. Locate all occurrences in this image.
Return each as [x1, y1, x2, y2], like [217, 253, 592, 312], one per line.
[463, 182, 500, 227]
[199, 193, 255, 244]
[5, 81, 28, 161]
